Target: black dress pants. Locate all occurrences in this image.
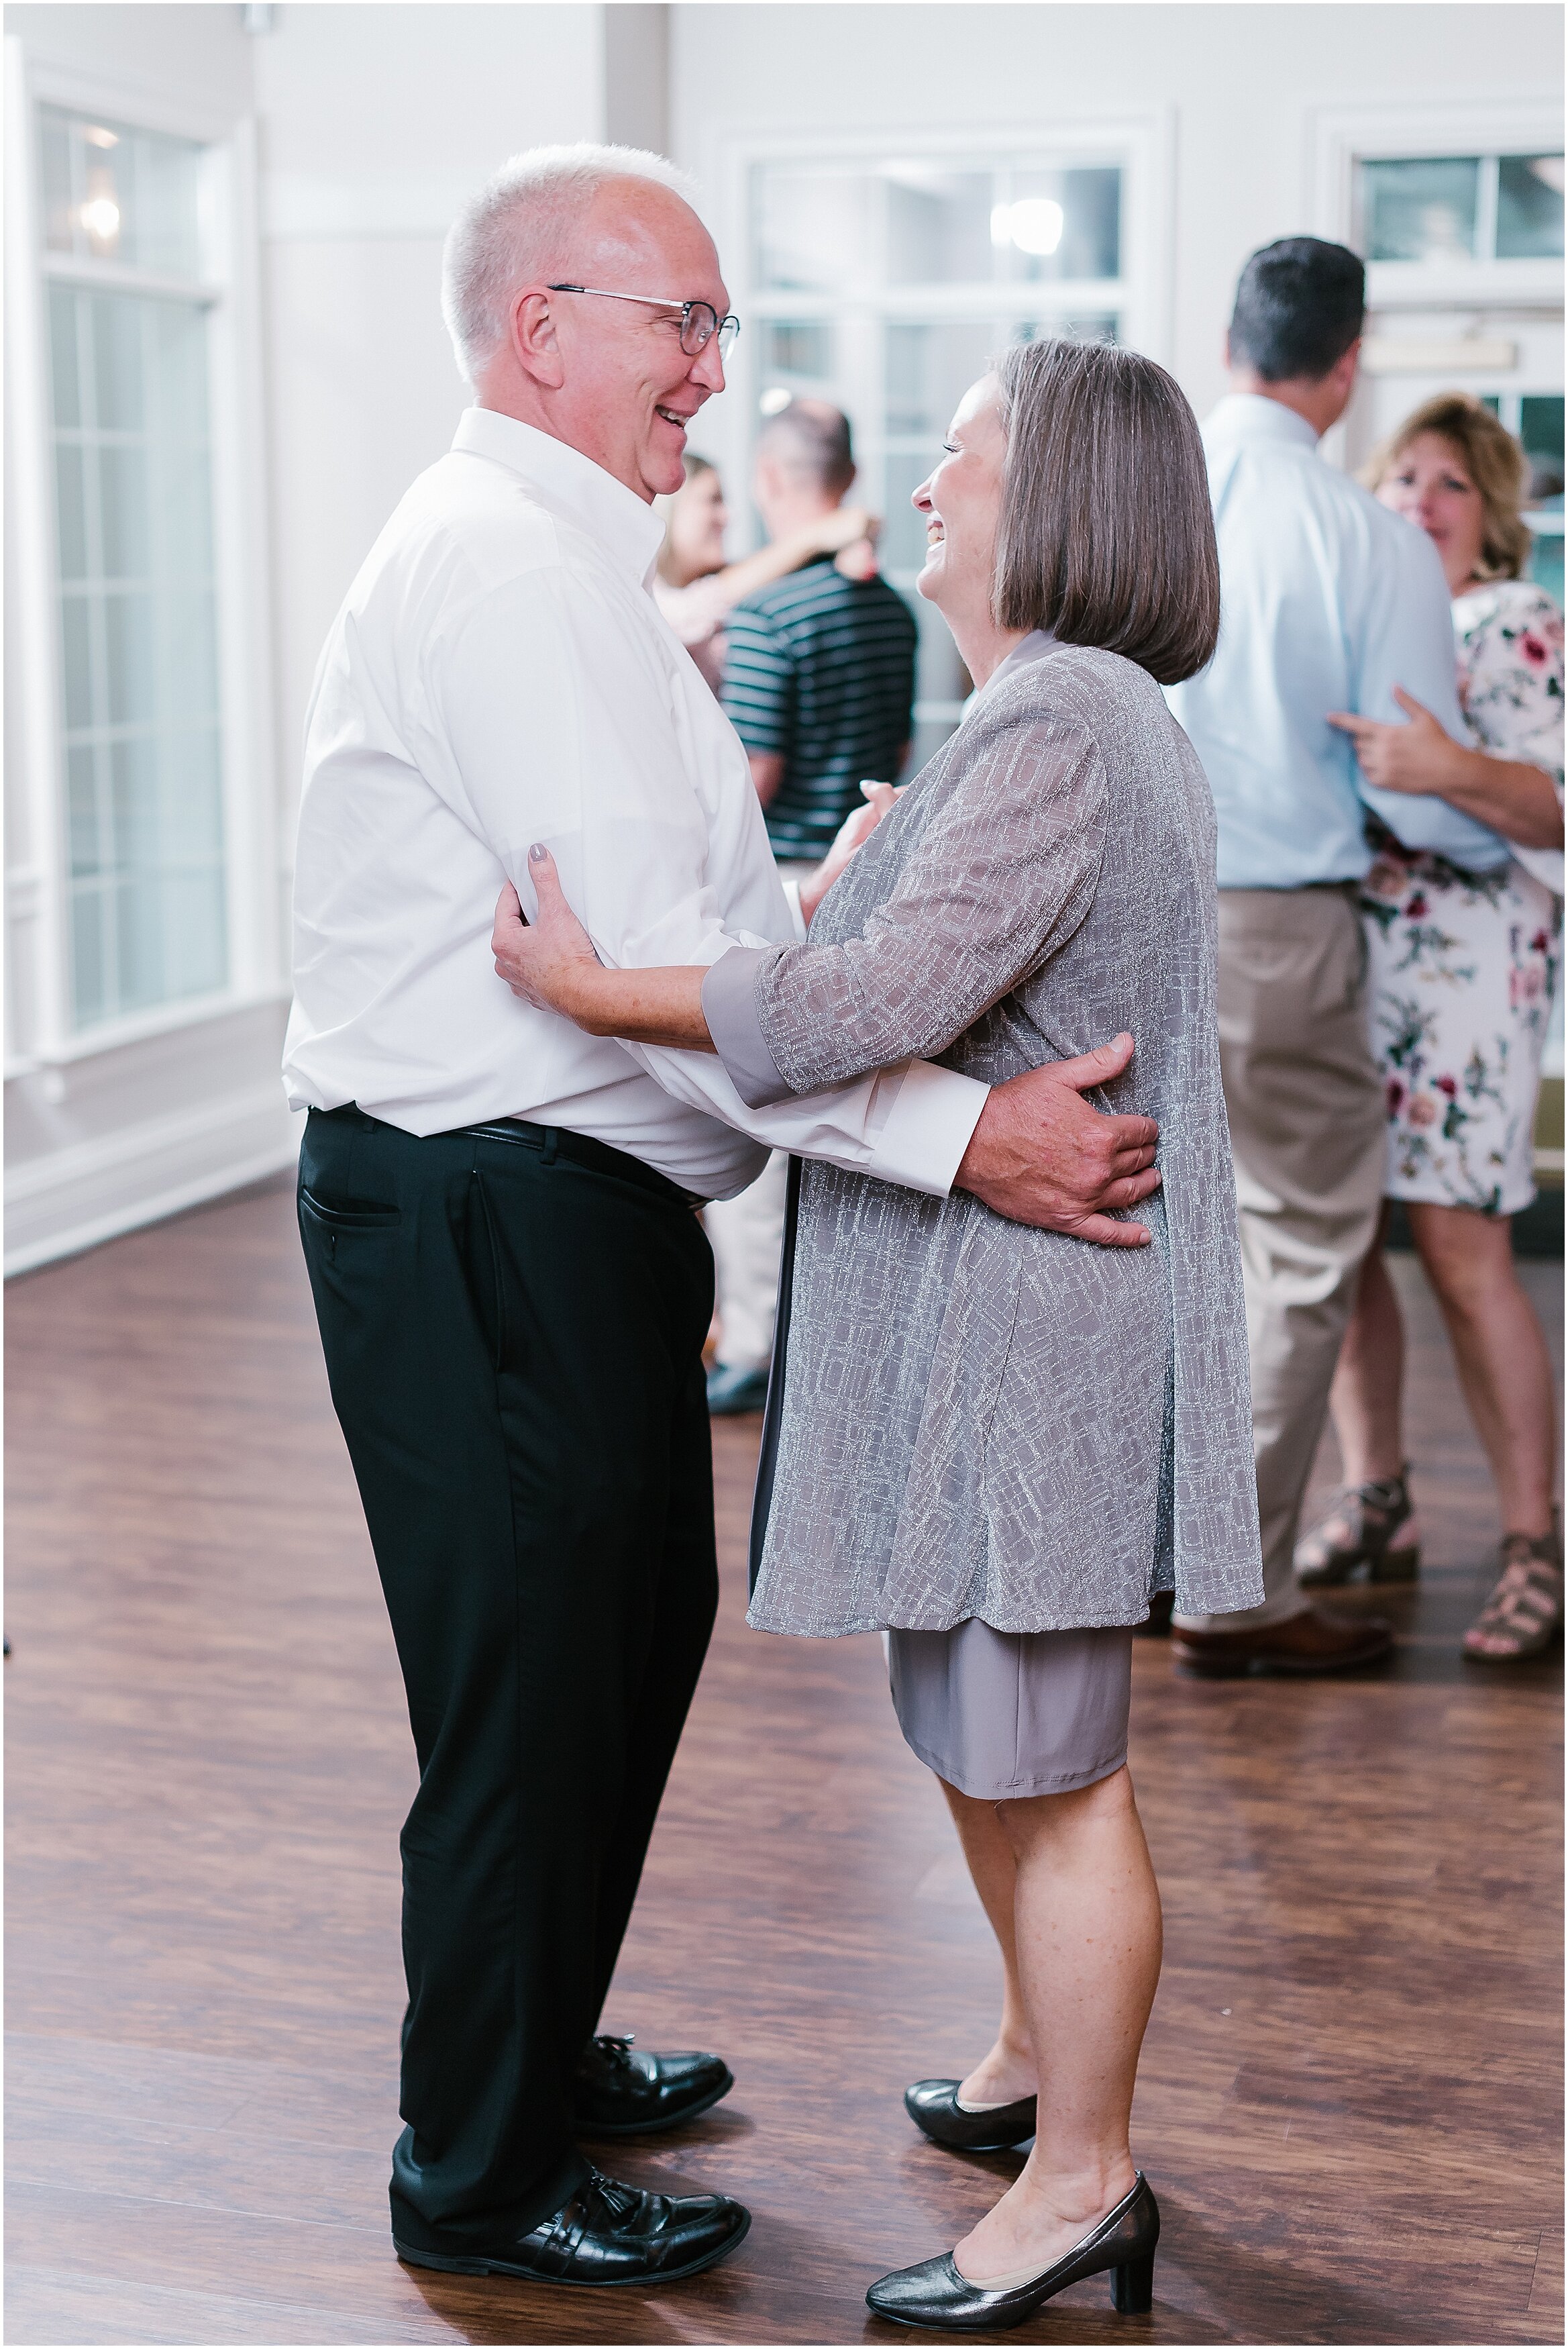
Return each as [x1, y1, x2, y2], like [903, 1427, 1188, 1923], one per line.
[297, 1105, 718, 2250]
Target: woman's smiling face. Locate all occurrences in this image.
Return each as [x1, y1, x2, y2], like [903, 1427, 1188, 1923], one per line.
[911, 375, 1007, 626]
[1377, 430, 1487, 588]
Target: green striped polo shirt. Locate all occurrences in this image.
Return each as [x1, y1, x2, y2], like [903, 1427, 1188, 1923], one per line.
[721, 558, 919, 860]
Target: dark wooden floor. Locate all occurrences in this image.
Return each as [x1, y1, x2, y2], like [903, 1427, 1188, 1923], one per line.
[5, 1176, 1562, 2346]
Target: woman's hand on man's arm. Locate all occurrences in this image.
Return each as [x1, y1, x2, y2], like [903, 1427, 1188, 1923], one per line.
[1328, 690, 1565, 849]
[491, 850, 714, 1052]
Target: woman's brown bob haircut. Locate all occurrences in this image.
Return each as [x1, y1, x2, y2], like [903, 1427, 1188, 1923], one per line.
[993, 338, 1220, 685]
[1361, 393, 1532, 581]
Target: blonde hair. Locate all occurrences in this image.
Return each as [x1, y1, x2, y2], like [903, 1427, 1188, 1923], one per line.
[654, 453, 715, 585]
[1361, 393, 1532, 581]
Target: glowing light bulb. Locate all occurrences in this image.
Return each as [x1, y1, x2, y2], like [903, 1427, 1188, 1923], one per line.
[1007, 199, 1064, 258]
[79, 196, 121, 245]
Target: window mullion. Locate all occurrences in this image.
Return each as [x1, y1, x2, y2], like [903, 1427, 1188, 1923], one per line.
[1475, 154, 1502, 263]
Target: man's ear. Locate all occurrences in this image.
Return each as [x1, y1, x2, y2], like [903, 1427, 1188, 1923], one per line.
[511, 287, 566, 390]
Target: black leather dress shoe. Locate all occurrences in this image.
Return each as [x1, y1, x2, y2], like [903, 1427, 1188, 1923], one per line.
[574, 2033, 734, 2136]
[904, 2078, 1037, 2153]
[395, 2163, 750, 2287]
[866, 2172, 1159, 2331]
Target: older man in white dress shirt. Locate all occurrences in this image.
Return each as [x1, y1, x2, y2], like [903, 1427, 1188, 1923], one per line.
[1165, 238, 1508, 1678]
[283, 143, 1163, 2292]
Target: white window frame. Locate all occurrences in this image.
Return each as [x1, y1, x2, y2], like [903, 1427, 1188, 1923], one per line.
[702, 115, 1170, 746]
[1310, 97, 1564, 312]
[4, 40, 279, 1069]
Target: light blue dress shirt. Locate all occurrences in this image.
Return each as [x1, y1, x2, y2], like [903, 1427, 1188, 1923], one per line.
[1167, 394, 1508, 887]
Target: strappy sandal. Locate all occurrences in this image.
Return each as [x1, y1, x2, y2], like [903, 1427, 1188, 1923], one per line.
[1463, 1528, 1564, 1663]
[1296, 1469, 1420, 1586]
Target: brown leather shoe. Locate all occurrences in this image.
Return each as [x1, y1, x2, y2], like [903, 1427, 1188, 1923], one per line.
[1171, 1603, 1394, 1678]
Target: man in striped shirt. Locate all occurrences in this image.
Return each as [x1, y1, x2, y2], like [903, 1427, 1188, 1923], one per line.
[723, 401, 918, 860]
[706, 402, 918, 1412]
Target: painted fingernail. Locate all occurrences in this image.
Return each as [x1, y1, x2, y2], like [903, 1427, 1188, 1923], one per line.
[529, 842, 545, 861]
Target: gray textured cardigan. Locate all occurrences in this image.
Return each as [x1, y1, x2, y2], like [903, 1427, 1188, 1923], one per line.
[704, 633, 1263, 1637]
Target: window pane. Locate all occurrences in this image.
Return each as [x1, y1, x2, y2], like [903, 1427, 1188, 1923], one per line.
[60, 596, 95, 730]
[1498, 155, 1565, 260]
[39, 107, 203, 277]
[105, 593, 156, 725]
[885, 167, 993, 285]
[1001, 168, 1121, 281]
[1520, 395, 1565, 508]
[885, 320, 998, 438]
[55, 444, 89, 579]
[70, 887, 107, 1027]
[91, 294, 145, 432]
[753, 168, 870, 292]
[48, 282, 81, 428]
[46, 274, 227, 1029]
[67, 746, 101, 876]
[757, 319, 837, 409]
[1528, 529, 1564, 610]
[115, 874, 164, 1011]
[1361, 157, 1479, 262]
[99, 444, 151, 579]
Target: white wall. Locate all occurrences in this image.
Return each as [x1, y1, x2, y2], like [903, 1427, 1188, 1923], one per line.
[254, 3, 608, 826]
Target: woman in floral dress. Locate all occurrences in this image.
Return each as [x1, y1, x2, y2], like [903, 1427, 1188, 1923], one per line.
[1299, 394, 1563, 1660]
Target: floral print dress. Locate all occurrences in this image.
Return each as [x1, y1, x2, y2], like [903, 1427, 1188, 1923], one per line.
[1360, 580, 1564, 1215]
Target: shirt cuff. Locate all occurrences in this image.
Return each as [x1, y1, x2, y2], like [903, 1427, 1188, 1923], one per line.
[863, 1059, 990, 1198]
[702, 944, 791, 1107]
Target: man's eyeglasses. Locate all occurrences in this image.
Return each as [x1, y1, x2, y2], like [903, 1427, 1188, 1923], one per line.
[545, 284, 740, 359]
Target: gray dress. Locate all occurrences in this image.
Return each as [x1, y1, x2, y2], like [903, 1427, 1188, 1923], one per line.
[704, 634, 1263, 1672]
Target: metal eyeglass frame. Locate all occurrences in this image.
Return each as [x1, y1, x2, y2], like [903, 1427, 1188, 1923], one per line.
[545, 283, 739, 358]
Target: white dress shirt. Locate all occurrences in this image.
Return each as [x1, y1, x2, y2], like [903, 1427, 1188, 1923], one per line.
[1166, 395, 1508, 889]
[282, 408, 988, 1201]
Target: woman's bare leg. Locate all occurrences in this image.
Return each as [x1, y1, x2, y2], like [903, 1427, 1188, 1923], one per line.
[1328, 1226, 1407, 1485]
[937, 1782, 1037, 2105]
[953, 1766, 1162, 2285]
[1408, 1203, 1558, 1537]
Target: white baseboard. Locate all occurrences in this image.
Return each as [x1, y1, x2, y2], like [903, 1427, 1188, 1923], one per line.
[4, 1083, 301, 1276]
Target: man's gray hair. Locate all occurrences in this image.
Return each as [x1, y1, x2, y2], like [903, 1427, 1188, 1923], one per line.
[441, 142, 698, 385]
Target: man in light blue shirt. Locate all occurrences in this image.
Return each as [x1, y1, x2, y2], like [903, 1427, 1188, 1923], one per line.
[1166, 238, 1506, 1674]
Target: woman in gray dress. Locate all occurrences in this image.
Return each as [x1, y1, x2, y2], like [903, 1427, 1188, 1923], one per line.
[492, 338, 1263, 2330]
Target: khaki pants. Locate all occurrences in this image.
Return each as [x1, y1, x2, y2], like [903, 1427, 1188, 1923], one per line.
[1175, 887, 1387, 1633]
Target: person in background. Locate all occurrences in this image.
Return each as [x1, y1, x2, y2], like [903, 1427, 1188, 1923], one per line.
[705, 401, 919, 1413]
[1164, 238, 1512, 1677]
[1300, 393, 1564, 1660]
[650, 452, 876, 697]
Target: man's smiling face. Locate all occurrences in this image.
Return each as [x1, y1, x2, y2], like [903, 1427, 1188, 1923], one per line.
[541, 180, 731, 501]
